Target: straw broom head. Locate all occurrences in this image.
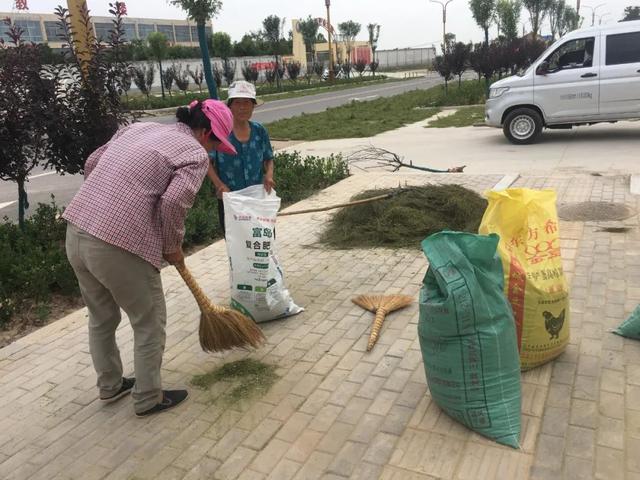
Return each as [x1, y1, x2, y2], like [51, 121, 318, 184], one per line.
[352, 294, 413, 351]
[175, 262, 266, 353]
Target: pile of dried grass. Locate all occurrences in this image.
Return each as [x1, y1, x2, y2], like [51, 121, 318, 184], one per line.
[320, 184, 487, 249]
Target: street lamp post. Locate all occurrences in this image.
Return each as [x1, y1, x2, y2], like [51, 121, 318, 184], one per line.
[430, 0, 454, 53]
[598, 12, 611, 24]
[582, 3, 606, 26]
[325, 0, 335, 83]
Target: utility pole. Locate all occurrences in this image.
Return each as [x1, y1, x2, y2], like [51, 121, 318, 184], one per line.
[430, 0, 454, 53]
[325, 0, 335, 83]
[67, 0, 94, 70]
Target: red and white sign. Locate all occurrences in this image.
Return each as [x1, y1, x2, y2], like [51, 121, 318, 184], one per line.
[251, 62, 276, 71]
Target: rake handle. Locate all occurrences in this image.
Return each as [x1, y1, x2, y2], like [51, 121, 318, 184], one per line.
[367, 307, 388, 351]
[278, 193, 395, 217]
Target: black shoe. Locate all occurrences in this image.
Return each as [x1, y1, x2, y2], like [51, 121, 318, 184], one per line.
[100, 377, 135, 402]
[135, 390, 189, 417]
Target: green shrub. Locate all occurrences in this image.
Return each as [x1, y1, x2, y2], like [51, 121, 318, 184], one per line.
[183, 151, 350, 247]
[183, 181, 223, 248]
[125, 76, 388, 111]
[0, 199, 78, 327]
[276, 151, 350, 204]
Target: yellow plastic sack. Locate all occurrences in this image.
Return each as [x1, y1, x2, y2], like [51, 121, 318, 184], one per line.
[479, 188, 569, 370]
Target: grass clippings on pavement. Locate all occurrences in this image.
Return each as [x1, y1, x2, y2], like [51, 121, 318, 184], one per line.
[427, 106, 485, 128]
[191, 358, 279, 405]
[320, 184, 488, 250]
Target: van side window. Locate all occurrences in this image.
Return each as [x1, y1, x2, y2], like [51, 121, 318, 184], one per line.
[606, 32, 640, 65]
[546, 38, 595, 72]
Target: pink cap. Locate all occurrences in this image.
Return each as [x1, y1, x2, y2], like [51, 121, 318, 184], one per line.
[189, 99, 237, 155]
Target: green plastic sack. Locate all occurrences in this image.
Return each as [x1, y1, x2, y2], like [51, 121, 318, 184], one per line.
[614, 305, 640, 339]
[419, 231, 522, 448]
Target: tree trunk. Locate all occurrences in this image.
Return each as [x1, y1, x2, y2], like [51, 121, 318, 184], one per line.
[458, 75, 462, 87]
[275, 54, 281, 91]
[158, 59, 165, 99]
[484, 27, 489, 46]
[17, 177, 28, 231]
[197, 22, 219, 99]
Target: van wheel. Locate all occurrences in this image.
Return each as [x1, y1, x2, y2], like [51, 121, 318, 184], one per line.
[503, 108, 543, 145]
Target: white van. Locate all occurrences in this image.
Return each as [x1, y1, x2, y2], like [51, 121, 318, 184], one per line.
[485, 20, 640, 144]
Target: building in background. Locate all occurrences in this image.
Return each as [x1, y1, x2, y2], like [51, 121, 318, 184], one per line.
[291, 18, 371, 66]
[0, 10, 212, 48]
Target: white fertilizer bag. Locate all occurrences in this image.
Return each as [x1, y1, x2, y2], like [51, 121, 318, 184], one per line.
[223, 185, 303, 323]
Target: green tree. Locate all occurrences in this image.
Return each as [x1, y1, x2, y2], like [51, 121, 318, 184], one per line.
[622, 6, 640, 21]
[170, 0, 222, 99]
[338, 20, 361, 78]
[523, 0, 553, 39]
[550, 1, 580, 38]
[548, 0, 564, 39]
[1, 4, 131, 228]
[233, 34, 258, 56]
[562, 5, 581, 33]
[210, 31, 232, 59]
[0, 22, 56, 229]
[298, 16, 320, 63]
[263, 15, 286, 89]
[470, 0, 496, 45]
[367, 23, 381, 63]
[496, 0, 521, 41]
[147, 32, 168, 99]
[450, 42, 471, 86]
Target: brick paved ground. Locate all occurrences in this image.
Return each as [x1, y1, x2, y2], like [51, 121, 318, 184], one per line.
[1, 171, 638, 479]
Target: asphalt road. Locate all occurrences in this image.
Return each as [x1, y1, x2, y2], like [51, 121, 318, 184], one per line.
[0, 76, 444, 222]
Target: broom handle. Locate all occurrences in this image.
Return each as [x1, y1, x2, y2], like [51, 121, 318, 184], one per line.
[367, 308, 388, 351]
[174, 262, 213, 311]
[278, 193, 395, 217]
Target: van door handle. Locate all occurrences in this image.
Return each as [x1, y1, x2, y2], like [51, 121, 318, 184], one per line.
[581, 72, 597, 78]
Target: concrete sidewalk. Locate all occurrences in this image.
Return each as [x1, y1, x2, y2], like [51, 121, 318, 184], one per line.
[0, 171, 638, 480]
[281, 117, 640, 176]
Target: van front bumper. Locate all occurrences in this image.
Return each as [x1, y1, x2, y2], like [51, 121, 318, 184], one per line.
[484, 98, 503, 128]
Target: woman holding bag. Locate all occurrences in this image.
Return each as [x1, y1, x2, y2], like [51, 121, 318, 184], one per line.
[207, 80, 275, 235]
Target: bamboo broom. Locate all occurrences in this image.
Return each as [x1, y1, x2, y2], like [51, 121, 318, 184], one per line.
[175, 262, 265, 353]
[352, 294, 413, 351]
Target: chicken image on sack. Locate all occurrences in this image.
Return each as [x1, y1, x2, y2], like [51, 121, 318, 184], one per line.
[479, 188, 570, 370]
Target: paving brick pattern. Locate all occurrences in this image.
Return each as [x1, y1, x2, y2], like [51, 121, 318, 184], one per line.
[1, 172, 638, 479]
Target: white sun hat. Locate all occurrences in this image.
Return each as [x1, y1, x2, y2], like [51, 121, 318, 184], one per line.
[227, 80, 257, 104]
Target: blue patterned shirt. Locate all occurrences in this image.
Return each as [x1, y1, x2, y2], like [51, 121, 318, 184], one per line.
[210, 121, 274, 191]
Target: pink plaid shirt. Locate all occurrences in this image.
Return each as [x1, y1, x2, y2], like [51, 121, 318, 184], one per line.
[63, 122, 209, 269]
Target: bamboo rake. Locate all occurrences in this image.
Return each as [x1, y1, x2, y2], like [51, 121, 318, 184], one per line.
[352, 294, 414, 351]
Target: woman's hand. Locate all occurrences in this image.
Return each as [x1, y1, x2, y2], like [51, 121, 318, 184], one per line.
[263, 175, 275, 194]
[216, 183, 231, 199]
[163, 248, 184, 265]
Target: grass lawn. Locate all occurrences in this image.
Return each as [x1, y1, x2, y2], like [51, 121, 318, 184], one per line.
[266, 80, 487, 141]
[427, 106, 486, 128]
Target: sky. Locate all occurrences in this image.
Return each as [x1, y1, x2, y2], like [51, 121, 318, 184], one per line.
[4, 0, 635, 50]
